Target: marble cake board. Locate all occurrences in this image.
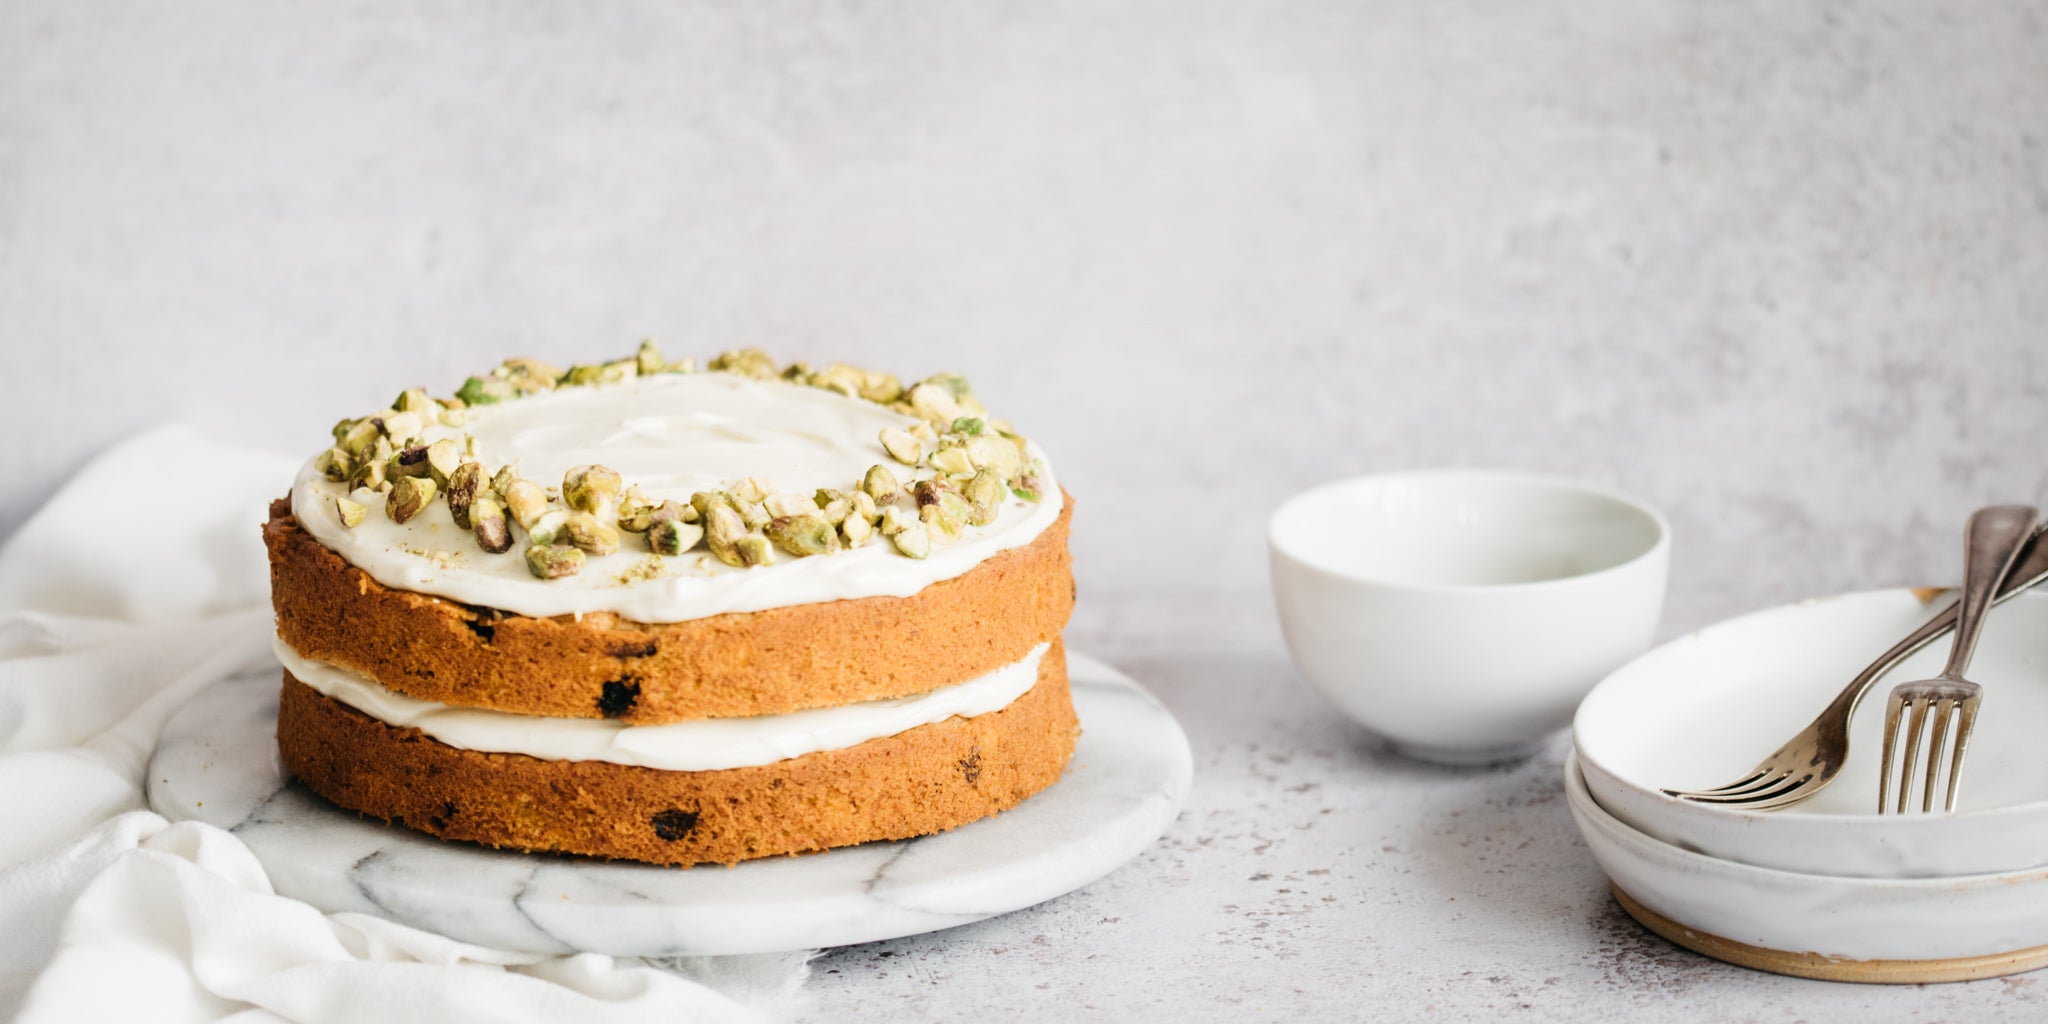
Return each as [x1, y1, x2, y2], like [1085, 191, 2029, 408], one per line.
[147, 652, 1193, 957]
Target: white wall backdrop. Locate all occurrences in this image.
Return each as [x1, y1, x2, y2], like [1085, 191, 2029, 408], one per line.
[4, 1, 2045, 645]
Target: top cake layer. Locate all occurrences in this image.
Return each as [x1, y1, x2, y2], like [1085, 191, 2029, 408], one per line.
[289, 362, 1062, 623]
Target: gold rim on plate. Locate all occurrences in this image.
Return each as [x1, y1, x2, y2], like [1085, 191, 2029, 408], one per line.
[1612, 885, 2048, 984]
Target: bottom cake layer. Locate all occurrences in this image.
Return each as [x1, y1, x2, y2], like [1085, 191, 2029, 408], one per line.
[276, 640, 1079, 866]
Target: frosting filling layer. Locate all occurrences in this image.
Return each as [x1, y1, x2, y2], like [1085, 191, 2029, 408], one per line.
[272, 637, 1050, 771]
[288, 373, 1062, 624]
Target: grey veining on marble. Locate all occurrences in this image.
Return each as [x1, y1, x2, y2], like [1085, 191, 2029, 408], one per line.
[147, 653, 1193, 958]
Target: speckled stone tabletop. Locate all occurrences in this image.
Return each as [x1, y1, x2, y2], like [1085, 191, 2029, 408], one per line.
[800, 620, 2048, 1020]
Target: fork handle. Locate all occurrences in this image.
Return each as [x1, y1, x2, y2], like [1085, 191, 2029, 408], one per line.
[1820, 518, 2048, 724]
[1942, 505, 2037, 679]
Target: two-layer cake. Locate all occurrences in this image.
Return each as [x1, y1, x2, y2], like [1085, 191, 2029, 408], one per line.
[264, 346, 1076, 866]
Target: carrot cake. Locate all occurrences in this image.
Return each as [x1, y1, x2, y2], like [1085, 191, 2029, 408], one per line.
[264, 345, 1077, 866]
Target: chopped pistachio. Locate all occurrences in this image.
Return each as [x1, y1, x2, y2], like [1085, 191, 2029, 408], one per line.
[456, 375, 515, 406]
[335, 496, 367, 529]
[382, 411, 426, 445]
[929, 447, 976, 479]
[858, 370, 904, 404]
[818, 497, 851, 527]
[318, 447, 353, 482]
[904, 382, 966, 425]
[504, 479, 549, 530]
[963, 469, 1004, 526]
[462, 434, 481, 459]
[426, 439, 463, 486]
[1012, 467, 1048, 503]
[809, 363, 865, 398]
[339, 419, 382, 456]
[617, 489, 661, 532]
[851, 490, 878, 524]
[907, 420, 938, 444]
[879, 428, 922, 466]
[781, 361, 813, 383]
[352, 455, 389, 492]
[690, 490, 733, 523]
[563, 464, 623, 514]
[438, 403, 468, 428]
[764, 493, 819, 519]
[667, 357, 697, 374]
[950, 416, 986, 436]
[812, 488, 851, 526]
[648, 517, 703, 556]
[877, 505, 919, 536]
[766, 514, 838, 556]
[387, 476, 438, 524]
[560, 361, 635, 387]
[921, 503, 964, 544]
[527, 509, 572, 546]
[499, 357, 563, 389]
[635, 339, 666, 376]
[702, 502, 751, 567]
[388, 444, 431, 479]
[862, 465, 901, 505]
[563, 512, 620, 555]
[731, 533, 774, 566]
[491, 465, 520, 497]
[913, 479, 971, 542]
[708, 348, 779, 380]
[889, 521, 932, 559]
[525, 542, 585, 579]
[922, 372, 974, 399]
[733, 498, 770, 531]
[730, 477, 771, 505]
[445, 461, 485, 528]
[964, 435, 1024, 480]
[842, 511, 874, 547]
[472, 496, 512, 553]
[393, 388, 437, 416]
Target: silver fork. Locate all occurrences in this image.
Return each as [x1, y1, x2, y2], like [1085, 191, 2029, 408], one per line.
[1663, 517, 2048, 809]
[1876, 504, 2037, 814]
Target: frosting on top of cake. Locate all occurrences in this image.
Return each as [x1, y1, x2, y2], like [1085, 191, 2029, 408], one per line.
[289, 372, 1062, 622]
[274, 636, 1050, 771]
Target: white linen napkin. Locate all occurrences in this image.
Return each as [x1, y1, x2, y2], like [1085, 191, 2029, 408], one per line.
[0, 425, 812, 1023]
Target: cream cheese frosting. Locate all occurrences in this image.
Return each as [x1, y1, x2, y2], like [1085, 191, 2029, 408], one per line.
[274, 637, 1051, 771]
[288, 372, 1061, 623]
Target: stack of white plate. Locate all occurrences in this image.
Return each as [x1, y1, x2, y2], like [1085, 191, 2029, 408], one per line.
[1570, 589, 2048, 983]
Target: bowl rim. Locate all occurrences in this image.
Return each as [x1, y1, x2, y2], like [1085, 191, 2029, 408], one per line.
[1267, 467, 1671, 594]
[1565, 750, 2048, 887]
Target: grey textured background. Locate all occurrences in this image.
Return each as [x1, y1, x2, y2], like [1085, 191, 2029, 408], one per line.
[5, 1, 2045, 643]
[4, 2, 2048, 1018]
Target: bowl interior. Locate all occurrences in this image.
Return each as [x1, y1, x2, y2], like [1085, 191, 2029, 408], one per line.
[1270, 470, 1664, 588]
[1578, 589, 2048, 820]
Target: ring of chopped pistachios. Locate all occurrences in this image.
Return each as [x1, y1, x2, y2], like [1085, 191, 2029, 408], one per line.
[313, 342, 1052, 580]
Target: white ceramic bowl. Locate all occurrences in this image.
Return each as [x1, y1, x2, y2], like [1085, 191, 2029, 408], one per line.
[1576, 589, 2048, 879]
[1565, 751, 2048, 972]
[1270, 470, 1669, 764]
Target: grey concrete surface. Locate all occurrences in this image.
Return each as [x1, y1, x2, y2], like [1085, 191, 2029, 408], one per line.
[4, 2, 2047, 1018]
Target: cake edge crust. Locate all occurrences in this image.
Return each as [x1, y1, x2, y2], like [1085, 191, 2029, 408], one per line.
[275, 639, 1079, 866]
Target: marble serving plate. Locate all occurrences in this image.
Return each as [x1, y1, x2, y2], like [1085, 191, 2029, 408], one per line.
[1565, 752, 2048, 983]
[1575, 589, 2048, 878]
[147, 652, 1192, 957]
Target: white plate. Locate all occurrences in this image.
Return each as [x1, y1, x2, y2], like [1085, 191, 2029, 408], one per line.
[1575, 589, 2048, 878]
[146, 651, 1193, 956]
[1565, 751, 2048, 971]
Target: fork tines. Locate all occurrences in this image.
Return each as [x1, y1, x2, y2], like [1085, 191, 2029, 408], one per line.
[1878, 684, 1982, 814]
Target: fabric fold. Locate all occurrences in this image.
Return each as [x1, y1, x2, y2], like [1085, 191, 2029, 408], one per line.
[0, 424, 810, 1023]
